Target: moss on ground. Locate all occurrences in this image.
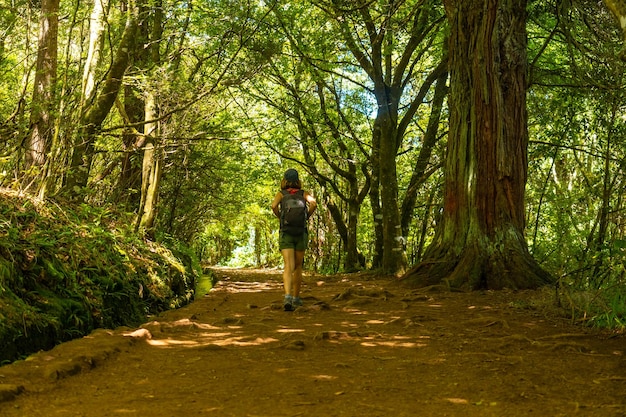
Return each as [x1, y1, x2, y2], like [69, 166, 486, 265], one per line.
[0, 189, 200, 364]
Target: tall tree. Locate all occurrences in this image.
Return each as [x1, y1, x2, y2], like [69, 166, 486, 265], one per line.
[133, 0, 271, 239]
[399, 66, 447, 238]
[24, 0, 59, 193]
[81, 0, 110, 107]
[136, 0, 163, 236]
[63, 1, 138, 199]
[323, 0, 446, 275]
[257, 0, 447, 274]
[298, 84, 372, 272]
[403, 0, 552, 289]
[603, 0, 626, 59]
[238, 1, 373, 271]
[243, 53, 372, 271]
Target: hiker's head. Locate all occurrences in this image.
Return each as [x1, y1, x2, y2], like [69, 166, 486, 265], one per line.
[281, 168, 301, 189]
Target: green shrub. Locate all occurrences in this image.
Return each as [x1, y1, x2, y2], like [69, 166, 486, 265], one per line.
[0, 190, 197, 364]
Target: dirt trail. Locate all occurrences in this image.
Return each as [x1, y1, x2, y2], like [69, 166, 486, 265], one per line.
[0, 268, 624, 417]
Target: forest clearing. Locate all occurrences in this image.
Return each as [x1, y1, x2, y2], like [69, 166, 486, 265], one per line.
[1, 268, 624, 417]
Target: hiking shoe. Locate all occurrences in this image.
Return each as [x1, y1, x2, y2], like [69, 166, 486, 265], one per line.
[293, 297, 303, 308]
[283, 295, 294, 311]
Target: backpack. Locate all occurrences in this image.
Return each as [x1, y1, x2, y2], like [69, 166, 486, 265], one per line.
[280, 189, 308, 235]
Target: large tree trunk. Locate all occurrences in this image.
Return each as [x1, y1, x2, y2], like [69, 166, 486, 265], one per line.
[344, 175, 364, 272]
[330, 3, 444, 275]
[63, 3, 137, 198]
[24, 0, 59, 189]
[135, 91, 161, 237]
[82, 0, 110, 106]
[135, 0, 163, 237]
[374, 91, 407, 275]
[402, 0, 552, 290]
[368, 134, 384, 270]
[298, 95, 369, 272]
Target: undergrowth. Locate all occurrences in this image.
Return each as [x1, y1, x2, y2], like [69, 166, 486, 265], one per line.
[0, 189, 201, 364]
[559, 285, 626, 332]
[518, 284, 626, 334]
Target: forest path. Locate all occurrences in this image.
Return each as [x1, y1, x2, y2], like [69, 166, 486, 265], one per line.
[0, 268, 625, 416]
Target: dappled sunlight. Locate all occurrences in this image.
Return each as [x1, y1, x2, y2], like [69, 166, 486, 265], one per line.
[276, 328, 305, 333]
[315, 329, 430, 349]
[212, 280, 283, 293]
[190, 322, 223, 330]
[211, 337, 279, 347]
[361, 340, 426, 348]
[344, 308, 369, 315]
[7, 267, 626, 417]
[446, 398, 470, 404]
[361, 341, 427, 348]
[140, 318, 222, 331]
[128, 275, 458, 361]
[144, 333, 280, 348]
[127, 317, 282, 348]
[147, 339, 197, 347]
[361, 334, 429, 348]
[310, 374, 338, 381]
[170, 318, 222, 330]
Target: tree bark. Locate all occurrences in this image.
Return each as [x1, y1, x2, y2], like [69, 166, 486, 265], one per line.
[400, 66, 448, 238]
[330, 2, 445, 275]
[82, 0, 110, 106]
[136, 0, 164, 237]
[63, 3, 137, 198]
[402, 0, 552, 290]
[368, 132, 384, 269]
[135, 92, 161, 237]
[116, 85, 144, 208]
[602, 0, 626, 59]
[373, 89, 407, 274]
[25, 0, 59, 187]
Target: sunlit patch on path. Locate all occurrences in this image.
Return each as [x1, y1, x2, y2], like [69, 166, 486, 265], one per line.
[121, 269, 442, 352]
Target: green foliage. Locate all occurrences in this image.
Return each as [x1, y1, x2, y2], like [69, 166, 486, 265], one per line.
[1, 0, 625, 332]
[523, 1, 626, 330]
[0, 189, 197, 363]
[553, 283, 626, 332]
[194, 165, 285, 269]
[586, 288, 626, 331]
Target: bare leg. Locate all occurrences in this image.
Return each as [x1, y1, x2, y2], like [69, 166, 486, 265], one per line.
[281, 248, 296, 296]
[293, 250, 305, 298]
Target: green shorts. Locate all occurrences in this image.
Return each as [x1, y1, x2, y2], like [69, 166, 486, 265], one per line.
[279, 231, 309, 251]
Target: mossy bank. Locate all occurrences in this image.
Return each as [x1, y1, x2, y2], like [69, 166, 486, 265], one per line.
[0, 189, 200, 364]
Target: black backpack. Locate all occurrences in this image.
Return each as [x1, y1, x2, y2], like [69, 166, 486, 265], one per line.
[280, 189, 308, 235]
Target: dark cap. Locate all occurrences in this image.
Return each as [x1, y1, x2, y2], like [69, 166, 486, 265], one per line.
[284, 168, 299, 182]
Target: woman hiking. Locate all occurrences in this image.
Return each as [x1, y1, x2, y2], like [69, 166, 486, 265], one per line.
[271, 168, 317, 311]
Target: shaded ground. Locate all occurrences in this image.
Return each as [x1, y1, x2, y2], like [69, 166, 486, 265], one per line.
[1, 268, 625, 416]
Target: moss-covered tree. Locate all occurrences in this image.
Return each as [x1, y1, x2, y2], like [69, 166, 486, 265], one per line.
[603, 0, 626, 59]
[403, 0, 552, 289]
[24, 0, 59, 195]
[63, 2, 138, 199]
